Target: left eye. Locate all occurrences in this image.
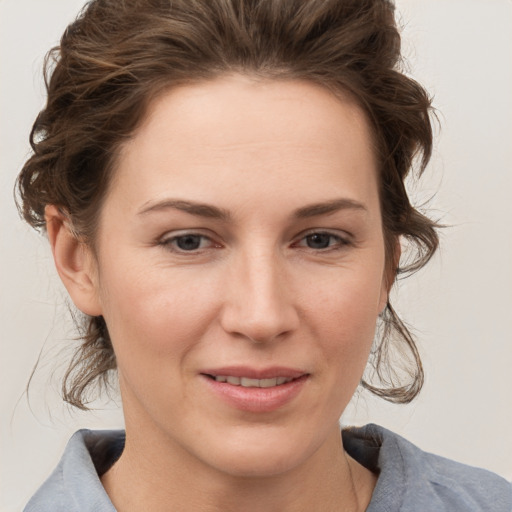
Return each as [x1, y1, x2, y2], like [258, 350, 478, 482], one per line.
[298, 233, 345, 250]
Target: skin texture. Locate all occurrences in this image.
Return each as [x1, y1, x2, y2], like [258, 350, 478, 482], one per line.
[47, 75, 391, 511]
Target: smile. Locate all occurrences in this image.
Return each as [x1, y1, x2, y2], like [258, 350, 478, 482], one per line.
[210, 376, 294, 387]
[201, 369, 309, 413]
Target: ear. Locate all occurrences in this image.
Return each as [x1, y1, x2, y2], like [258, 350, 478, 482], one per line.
[45, 205, 102, 316]
[379, 237, 401, 314]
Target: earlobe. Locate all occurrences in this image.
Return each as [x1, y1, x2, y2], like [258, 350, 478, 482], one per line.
[45, 205, 102, 316]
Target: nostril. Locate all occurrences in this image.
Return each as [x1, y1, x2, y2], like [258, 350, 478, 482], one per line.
[218, 282, 300, 344]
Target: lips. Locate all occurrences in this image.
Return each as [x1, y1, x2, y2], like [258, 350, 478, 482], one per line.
[201, 366, 306, 380]
[200, 366, 309, 412]
[210, 375, 294, 387]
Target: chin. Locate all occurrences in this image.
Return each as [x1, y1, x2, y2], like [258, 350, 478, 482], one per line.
[196, 424, 325, 478]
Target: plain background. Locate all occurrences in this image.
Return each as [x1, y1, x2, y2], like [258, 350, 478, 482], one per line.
[1, 0, 511, 510]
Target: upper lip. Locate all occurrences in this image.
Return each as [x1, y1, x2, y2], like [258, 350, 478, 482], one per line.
[200, 366, 308, 380]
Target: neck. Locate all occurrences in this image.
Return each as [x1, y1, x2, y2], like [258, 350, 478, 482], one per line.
[101, 421, 376, 512]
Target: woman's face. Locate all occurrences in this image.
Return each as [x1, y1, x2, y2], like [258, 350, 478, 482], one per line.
[88, 75, 390, 476]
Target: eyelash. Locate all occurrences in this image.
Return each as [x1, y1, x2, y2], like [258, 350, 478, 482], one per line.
[159, 233, 218, 252]
[293, 231, 351, 251]
[158, 230, 351, 254]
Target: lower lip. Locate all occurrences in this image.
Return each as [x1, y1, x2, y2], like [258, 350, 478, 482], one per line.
[201, 374, 309, 413]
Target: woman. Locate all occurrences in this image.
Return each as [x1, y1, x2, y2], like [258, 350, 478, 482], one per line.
[15, 0, 511, 510]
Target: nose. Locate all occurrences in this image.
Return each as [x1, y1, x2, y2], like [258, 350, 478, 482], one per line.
[219, 248, 299, 344]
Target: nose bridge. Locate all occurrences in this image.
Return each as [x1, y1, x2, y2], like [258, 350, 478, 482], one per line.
[221, 242, 298, 343]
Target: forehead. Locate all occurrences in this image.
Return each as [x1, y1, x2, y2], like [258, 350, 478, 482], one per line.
[110, 75, 379, 217]
[132, 75, 375, 159]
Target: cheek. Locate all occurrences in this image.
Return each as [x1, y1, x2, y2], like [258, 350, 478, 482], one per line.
[304, 267, 383, 371]
[306, 266, 383, 329]
[295, 274, 382, 426]
[97, 263, 222, 360]
[97, 265, 223, 419]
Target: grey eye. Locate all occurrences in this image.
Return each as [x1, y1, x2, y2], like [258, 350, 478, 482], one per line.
[175, 234, 203, 251]
[305, 233, 334, 249]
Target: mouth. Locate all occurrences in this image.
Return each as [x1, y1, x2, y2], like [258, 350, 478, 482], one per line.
[200, 367, 309, 412]
[204, 375, 296, 388]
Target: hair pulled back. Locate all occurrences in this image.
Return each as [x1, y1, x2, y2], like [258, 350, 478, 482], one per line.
[17, 0, 439, 409]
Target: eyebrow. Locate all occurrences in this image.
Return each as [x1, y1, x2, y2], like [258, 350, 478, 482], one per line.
[138, 199, 231, 220]
[293, 198, 367, 218]
[137, 197, 366, 220]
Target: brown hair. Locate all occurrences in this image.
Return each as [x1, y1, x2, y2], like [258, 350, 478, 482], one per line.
[16, 0, 439, 409]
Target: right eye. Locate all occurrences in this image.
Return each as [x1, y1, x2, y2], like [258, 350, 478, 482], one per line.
[159, 233, 217, 253]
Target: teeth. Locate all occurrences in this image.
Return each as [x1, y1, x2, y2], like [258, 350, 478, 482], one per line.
[260, 378, 278, 388]
[213, 375, 294, 387]
[241, 377, 260, 387]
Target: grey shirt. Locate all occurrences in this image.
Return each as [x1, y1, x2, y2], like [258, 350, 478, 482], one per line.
[24, 424, 512, 511]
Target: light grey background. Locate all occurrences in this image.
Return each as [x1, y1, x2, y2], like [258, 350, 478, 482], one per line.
[1, 1, 511, 510]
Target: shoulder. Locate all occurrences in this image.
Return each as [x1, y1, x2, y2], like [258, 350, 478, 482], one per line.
[343, 424, 512, 512]
[24, 429, 124, 512]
